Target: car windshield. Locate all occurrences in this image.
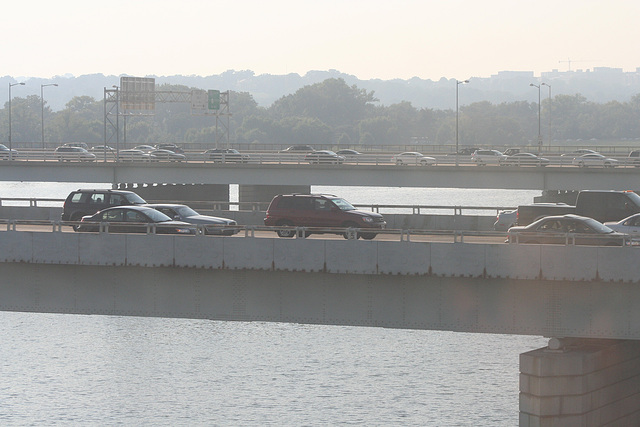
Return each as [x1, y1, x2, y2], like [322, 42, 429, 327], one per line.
[142, 208, 173, 222]
[582, 218, 615, 234]
[174, 206, 199, 217]
[330, 197, 355, 211]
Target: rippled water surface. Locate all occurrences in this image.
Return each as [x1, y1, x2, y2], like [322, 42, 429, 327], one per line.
[0, 182, 546, 426]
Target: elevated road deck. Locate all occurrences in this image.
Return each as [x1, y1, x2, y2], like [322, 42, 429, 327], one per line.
[0, 161, 639, 191]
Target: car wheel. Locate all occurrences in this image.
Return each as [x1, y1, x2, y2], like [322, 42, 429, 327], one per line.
[360, 232, 376, 240]
[276, 220, 296, 238]
[70, 213, 84, 231]
[395, 159, 403, 165]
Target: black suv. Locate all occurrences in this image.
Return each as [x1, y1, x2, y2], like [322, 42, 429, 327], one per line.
[61, 189, 147, 228]
[264, 194, 386, 239]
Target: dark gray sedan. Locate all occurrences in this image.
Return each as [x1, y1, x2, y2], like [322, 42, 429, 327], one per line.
[507, 214, 626, 246]
[77, 206, 196, 235]
[145, 204, 239, 235]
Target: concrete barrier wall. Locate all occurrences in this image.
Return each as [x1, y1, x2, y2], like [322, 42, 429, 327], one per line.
[1, 230, 638, 283]
[2, 231, 640, 340]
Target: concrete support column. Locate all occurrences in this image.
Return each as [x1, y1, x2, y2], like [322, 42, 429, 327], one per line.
[238, 184, 310, 207]
[520, 338, 640, 426]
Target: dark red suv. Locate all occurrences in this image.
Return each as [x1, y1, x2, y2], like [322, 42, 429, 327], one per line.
[264, 194, 386, 239]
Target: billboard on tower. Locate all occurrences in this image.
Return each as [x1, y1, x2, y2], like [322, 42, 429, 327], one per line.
[120, 77, 155, 110]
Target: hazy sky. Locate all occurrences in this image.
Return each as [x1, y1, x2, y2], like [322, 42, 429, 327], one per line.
[4, 0, 639, 80]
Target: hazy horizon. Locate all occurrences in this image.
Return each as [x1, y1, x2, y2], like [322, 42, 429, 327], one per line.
[2, 0, 639, 81]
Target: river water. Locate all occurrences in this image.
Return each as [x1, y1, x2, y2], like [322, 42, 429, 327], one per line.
[0, 182, 547, 426]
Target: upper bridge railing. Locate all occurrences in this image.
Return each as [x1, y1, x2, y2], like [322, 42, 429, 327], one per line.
[3, 148, 640, 168]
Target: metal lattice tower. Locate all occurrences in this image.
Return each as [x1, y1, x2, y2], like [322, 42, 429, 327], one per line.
[104, 83, 231, 149]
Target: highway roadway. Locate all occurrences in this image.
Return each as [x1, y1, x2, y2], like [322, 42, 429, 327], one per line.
[6, 222, 508, 244]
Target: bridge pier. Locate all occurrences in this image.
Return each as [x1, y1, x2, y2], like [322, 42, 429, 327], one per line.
[520, 338, 640, 426]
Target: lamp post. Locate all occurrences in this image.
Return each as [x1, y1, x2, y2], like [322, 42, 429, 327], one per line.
[41, 83, 59, 149]
[530, 83, 541, 154]
[8, 82, 25, 156]
[541, 82, 551, 146]
[456, 79, 469, 166]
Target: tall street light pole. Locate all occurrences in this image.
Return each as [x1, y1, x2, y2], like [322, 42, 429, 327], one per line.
[41, 83, 59, 149]
[9, 82, 26, 157]
[541, 82, 552, 146]
[456, 79, 469, 166]
[530, 83, 541, 154]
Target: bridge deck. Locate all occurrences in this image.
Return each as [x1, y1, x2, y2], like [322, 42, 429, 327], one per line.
[1, 230, 639, 339]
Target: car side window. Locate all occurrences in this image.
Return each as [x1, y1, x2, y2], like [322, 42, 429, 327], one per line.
[125, 210, 146, 222]
[110, 194, 124, 205]
[292, 198, 313, 210]
[89, 193, 106, 204]
[277, 197, 293, 209]
[315, 199, 331, 211]
[102, 210, 123, 222]
[537, 220, 562, 231]
[70, 193, 83, 203]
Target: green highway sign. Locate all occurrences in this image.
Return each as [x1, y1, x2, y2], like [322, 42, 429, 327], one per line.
[208, 90, 220, 110]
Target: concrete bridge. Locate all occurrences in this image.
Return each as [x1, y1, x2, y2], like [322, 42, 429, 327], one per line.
[1, 161, 639, 193]
[1, 228, 640, 425]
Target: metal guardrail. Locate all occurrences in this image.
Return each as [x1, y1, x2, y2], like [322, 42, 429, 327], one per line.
[1, 219, 638, 246]
[0, 197, 516, 216]
[4, 149, 640, 167]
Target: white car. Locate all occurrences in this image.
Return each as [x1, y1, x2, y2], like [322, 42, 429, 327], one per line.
[572, 153, 618, 168]
[471, 150, 506, 165]
[118, 149, 156, 162]
[392, 152, 436, 166]
[54, 146, 96, 162]
[494, 209, 518, 231]
[604, 213, 640, 236]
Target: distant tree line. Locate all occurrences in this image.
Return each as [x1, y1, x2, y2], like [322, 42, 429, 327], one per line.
[2, 78, 640, 150]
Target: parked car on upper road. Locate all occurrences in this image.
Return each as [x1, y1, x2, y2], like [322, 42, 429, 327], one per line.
[335, 149, 361, 156]
[471, 149, 506, 165]
[133, 145, 156, 153]
[507, 214, 626, 246]
[54, 146, 96, 162]
[264, 193, 386, 239]
[89, 145, 115, 155]
[155, 144, 184, 153]
[280, 145, 315, 153]
[149, 149, 186, 162]
[499, 152, 550, 167]
[628, 150, 640, 167]
[203, 148, 250, 163]
[118, 149, 157, 162]
[61, 188, 147, 227]
[571, 153, 618, 168]
[77, 206, 196, 235]
[561, 149, 599, 157]
[0, 144, 18, 160]
[64, 142, 89, 150]
[450, 147, 479, 156]
[305, 150, 345, 164]
[503, 148, 521, 156]
[144, 203, 239, 235]
[391, 152, 436, 166]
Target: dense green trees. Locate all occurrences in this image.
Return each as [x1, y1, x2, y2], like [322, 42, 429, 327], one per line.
[2, 77, 639, 149]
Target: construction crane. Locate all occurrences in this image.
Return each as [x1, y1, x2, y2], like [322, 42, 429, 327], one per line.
[559, 58, 601, 71]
